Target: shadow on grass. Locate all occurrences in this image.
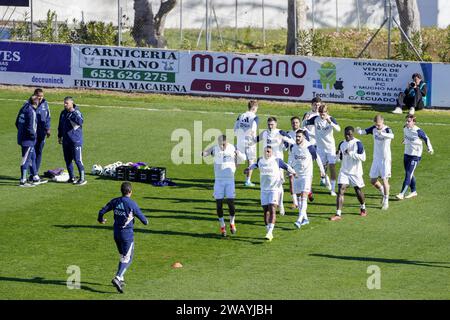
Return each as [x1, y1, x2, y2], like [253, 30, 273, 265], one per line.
[53, 224, 264, 244]
[0, 175, 20, 186]
[309, 253, 450, 269]
[149, 213, 266, 228]
[0, 276, 113, 294]
[143, 196, 260, 207]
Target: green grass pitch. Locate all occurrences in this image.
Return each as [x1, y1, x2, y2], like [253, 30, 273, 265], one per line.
[0, 86, 449, 299]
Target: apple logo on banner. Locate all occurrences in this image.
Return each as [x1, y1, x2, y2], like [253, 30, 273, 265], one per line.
[334, 78, 344, 90]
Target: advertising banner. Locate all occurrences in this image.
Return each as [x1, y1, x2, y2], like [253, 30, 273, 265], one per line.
[0, 0, 29, 6]
[71, 45, 440, 107]
[1, 41, 448, 108]
[71, 45, 186, 94]
[0, 41, 72, 87]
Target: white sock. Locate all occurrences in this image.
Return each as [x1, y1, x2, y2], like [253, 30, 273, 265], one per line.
[267, 223, 274, 233]
[246, 177, 251, 183]
[331, 180, 336, 192]
[379, 185, 385, 196]
[229, 215, 235, 225]
[279, 188, 284, 209]
[360, 203, 366, 210]
[336, 209, 342, 216]
[292, 193, 298, 206]
[301, 196, 308, 220]
[218, 217, 225, 228]
[384, 195, 389, 201]
[298, 196, 308, 221]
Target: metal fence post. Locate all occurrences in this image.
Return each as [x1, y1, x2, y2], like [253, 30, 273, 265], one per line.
[180, 0, 183, 45]
[262, 0, 266, 46]
[30, 0, 33, 41]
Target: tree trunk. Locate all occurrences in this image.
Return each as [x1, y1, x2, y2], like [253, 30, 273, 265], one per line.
[395, 0, 422, 51]
[286, 0, 310, 55]
[132, 0, 177, 48]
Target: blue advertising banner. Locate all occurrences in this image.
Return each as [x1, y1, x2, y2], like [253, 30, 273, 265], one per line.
[0, 0, 29, 6]
[0, 41, 71, 75]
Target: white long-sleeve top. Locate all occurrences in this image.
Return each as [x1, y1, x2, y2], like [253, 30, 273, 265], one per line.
[403, 125, 433, 157]
[204, 144, 245, 180]
[337, 137, 366, 176]
[304, 115, 341, 154]
[289, 140, 326, 177]
[249, 156, 296, 191]
[234, 111, 259, 149]
[357, 125, 394, 161]
[257, 128, 295, 160]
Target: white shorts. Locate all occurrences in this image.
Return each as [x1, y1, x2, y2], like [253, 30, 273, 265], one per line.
[369, 159, 391, 179]
[338, 172, 365, 188]
[317, 148, 336, 165]
[214, 180, 235, 199]
[237, 140, 257, 162]
[261, 190, 280, 206]
[292, 175, 312, 194]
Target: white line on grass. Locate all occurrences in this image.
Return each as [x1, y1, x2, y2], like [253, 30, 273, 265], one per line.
[2, 97, 450, 126]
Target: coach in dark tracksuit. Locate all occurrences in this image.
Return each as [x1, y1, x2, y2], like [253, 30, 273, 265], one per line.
[98, 182, 149, 293]
[15, 96, 38, 187]
[34, 88, 51, 175]
[57, 96, 86, 185]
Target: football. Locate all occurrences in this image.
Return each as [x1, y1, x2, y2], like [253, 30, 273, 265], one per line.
[91, 164, 103, 175]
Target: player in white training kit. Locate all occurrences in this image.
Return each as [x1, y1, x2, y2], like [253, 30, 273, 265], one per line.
[245, 146, 296, 241]
[301, 97, 322, 201]
[356, 114, 394, 210]
[234, 100, 259, 187]
[396, 114, 434, 200]
[202, 135, 245, 236]
[330, 126, 367, 221]
[286, 116, 302, 209]
[302, 96, 321, 147]
[288, 129, 326, 229]
[303, 104, 341, 196]
[255, 117, 296, 216]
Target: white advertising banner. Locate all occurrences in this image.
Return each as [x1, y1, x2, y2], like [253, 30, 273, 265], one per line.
[71, 44, 445, 107]
[71, 45, 186, 94]
[1, 41, 448, 108]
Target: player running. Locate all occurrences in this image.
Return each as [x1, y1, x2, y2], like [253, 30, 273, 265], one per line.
[303, 104, 341, 196]
[289, 129, 326, 229]
[98, 182, 148, 294]
[330, 126, 367, 221]
[244, 146, 296, 241]
[234, 100, 259, 187]
[254, 117, 296, 216]
[286, 116, 302, 209]
[396, 114, 433, 200]
[202, 135, 245, 236]
[356, 115, 394, 210]
[302, 96, 321, 147]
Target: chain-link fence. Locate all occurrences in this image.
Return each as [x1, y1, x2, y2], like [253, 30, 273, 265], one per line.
[0, 0, 446, 59]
